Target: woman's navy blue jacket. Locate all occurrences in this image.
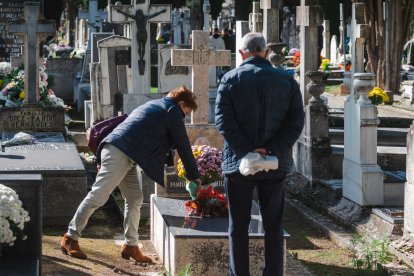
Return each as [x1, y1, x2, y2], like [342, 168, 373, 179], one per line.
[215, 56, 305, 175]
[99, 97, 200, 186]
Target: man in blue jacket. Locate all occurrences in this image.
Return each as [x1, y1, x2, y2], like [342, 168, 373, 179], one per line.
[215, 33, 304, 276]
[61, 86, 201, 262]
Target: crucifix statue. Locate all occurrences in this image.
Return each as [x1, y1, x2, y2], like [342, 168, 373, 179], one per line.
[115, 7, 166, 74]
[108, 1, 171, 96]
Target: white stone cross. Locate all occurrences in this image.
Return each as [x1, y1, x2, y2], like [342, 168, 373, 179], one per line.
[349, 2, 368, 100]
[8, 2, 55, 104]
[171, 30, 231, 124]
[249, 2, 263, 33]
[79, 0, 107, 36]
[108, 0, 171, 95]
[260, 0, 282, 43]
[202, 0, 211, 31]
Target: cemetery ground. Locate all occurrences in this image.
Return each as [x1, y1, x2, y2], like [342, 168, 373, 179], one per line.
[40, 91, 414, 276]
[41, 195, 353, 276]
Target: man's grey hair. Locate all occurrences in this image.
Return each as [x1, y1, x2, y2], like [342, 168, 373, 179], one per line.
[240, 32, 267, 54]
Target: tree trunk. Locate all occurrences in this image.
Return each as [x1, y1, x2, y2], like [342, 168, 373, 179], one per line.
[363, 0, 412, 103]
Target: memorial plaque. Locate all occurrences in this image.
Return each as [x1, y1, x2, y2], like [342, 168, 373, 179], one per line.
[0, 0, 43, 62]
[164, 172, 224, 194]
[0, 104, 65, 133]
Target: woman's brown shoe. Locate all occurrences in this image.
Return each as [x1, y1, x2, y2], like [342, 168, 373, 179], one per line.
[121, 244, 152, 263]
[60, 234, 87, 259]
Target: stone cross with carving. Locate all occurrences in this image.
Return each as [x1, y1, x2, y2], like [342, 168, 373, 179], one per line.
[79, 0, 108, 48]
[296, 0, 323, 105]
[8, 2, 55, 104]
[108, 0, 171, 95]
[171, 31, 231, 124]
[260, 0, 282, 43]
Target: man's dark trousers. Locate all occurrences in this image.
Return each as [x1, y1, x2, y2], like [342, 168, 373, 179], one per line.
[225, 171, 286, 276]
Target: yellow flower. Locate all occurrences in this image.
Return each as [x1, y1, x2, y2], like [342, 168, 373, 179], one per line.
[369, 87, 389, 105]
[0, 79, 3, 86]
[19, 91, 25, 99]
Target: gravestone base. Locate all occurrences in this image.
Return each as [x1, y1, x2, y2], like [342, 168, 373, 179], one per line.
[151, 195, 288, 276]
[343, 158, 384, 206]
[0, 135, 87, 225]
[151, 195, 287, 276]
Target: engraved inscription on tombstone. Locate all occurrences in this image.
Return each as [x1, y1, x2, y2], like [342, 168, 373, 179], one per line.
[0, 104, 65, 133]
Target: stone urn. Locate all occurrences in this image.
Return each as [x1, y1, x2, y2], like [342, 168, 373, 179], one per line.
[354, 73, 375, 105]
[266, 42, 287, 68]
[306, 71, 325, 104]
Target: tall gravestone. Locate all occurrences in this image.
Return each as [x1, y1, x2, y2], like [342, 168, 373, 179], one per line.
[235, 21, 250, 68]
[261, 0, 282, 43]
[202, 0, 210, 31]
[342, 3, 383, 206]
[296, 0, 323, 105]
[108, 0, 171, 113]
[403, 123, 414, 243]
[322, 20, 330, 59]
[2, 3, 65, 134]
[249, 2, 262, 33]
[0, 0, 43, 62]
[295, 71, 332, 183]
[90, 35, 131, 123]
[78, 0, 108, 50]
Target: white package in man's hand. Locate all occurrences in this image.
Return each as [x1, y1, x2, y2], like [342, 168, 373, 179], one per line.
[239, 152, 278, 176]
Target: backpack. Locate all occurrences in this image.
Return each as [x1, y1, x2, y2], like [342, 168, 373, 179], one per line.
[88, 114, 128, 156]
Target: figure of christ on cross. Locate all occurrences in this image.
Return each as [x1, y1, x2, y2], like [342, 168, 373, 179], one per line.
[115, 7, 167, 63]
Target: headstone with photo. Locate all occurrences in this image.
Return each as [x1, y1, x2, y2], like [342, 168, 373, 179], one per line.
[10, 45, 24, 68]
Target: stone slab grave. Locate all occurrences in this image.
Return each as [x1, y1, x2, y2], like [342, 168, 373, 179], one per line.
[0, 174, 42, 275]
[151, 195, 289, 276]
[0, 132, 86, 225]
[1, 2, 87, 225]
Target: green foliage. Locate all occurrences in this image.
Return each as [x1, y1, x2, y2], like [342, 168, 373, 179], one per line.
[159, 263, 193, 276]
[350, 234, 391, 275]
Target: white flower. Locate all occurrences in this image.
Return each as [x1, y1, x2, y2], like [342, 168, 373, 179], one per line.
[0, 184, 30, 246]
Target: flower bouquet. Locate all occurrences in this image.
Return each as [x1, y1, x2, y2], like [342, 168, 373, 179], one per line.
[369, 87, 389, 105]
[0, 62, 69, 111]
[184, 185, 228, 217]
[177, 145, 228, 217]
[0, 184, 30, 246]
